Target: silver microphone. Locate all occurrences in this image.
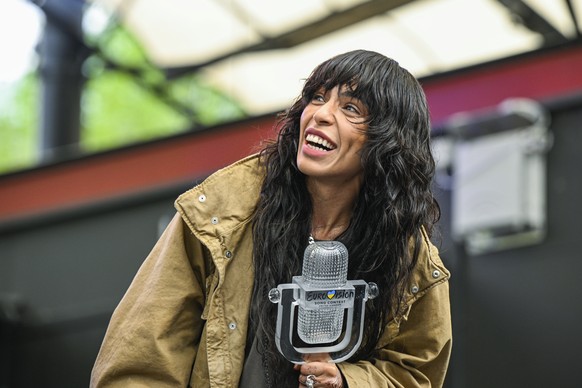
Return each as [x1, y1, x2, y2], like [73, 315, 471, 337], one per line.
[297, 240, 348, 344]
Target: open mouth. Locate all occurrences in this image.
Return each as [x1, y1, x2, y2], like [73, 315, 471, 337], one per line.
[306, 134, 336, 152]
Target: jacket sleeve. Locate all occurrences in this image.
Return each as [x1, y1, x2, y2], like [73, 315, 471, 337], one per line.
[338, 278, 452, 388]
[90, 213, 209, 387]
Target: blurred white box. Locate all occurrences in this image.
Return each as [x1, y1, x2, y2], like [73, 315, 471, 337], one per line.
[450, 99, 551, 254]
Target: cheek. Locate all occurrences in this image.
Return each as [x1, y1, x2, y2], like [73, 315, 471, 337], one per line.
[298, 115, 307, 141]
[348, 132, 367, 154]
[299, 109, 311, 130]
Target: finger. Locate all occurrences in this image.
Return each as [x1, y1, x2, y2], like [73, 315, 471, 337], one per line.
[300, 362, 319, 376]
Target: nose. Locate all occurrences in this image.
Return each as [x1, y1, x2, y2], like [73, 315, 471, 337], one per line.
[313, 100, 336, 125]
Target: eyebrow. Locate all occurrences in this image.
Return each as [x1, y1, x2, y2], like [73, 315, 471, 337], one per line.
[316, 85, 362, 102]
[339, 90, 358, 100]
[336, 84, 360, 98]
[324, 85, 348, 97]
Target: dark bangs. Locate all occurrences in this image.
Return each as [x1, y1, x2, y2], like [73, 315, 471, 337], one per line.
[300, 50, 402, 125]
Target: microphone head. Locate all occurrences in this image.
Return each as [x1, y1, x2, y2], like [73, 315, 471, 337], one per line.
[298, 240, 349, 344]
[302, 240, 348, 288]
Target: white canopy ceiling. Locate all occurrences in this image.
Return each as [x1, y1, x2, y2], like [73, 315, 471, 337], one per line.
[86, 0, 581, 115]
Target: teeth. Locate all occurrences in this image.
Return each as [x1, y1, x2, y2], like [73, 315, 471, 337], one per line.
[306, 134, 335, 150]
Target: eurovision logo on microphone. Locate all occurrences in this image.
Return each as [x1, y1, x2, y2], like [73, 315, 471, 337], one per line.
[303, 288, 356, 309]
[305, 289, 355, 301]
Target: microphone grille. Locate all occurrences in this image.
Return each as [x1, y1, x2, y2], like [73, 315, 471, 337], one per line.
[302, 240, 348, 287]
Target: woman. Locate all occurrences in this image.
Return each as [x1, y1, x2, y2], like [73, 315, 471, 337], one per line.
[91, 49, 452, 388]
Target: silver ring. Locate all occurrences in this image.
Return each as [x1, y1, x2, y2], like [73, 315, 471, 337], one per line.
[306, 374, 316, 388]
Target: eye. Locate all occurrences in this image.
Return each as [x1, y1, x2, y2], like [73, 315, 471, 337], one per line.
[344, 103, 360, 114]
[311, 93, 325, 104]
[343, 99, 367, 117]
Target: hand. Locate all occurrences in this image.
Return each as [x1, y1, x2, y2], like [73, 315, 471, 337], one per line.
[294, 353, 344, 388]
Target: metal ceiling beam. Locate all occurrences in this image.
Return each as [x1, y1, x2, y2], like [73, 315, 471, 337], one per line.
[565, 0, 581, 38]
[164, 0, 417, 79]
[497, 0, 569, 46]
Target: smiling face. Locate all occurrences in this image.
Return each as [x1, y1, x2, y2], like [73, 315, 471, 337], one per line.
[297, 84, 369, 187]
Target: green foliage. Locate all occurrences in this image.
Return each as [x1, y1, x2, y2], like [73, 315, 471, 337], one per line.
[94, 20, 150, 69]
[0, 74, 39, 173]
[167, 74, 246, 125]
[81, 70, 190, 151]
[0, 23, 247, 174]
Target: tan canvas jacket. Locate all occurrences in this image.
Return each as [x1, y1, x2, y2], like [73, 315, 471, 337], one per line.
[91, 154, 452, 388]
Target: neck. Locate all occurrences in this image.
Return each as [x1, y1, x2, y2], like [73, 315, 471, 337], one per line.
[307, 177, 360, 241]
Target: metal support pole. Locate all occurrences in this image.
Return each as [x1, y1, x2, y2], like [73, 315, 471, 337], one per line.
[35, 0, 88, 162]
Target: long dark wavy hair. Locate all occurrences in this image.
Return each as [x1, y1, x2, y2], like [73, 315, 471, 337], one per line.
[250, 49, 440, 386]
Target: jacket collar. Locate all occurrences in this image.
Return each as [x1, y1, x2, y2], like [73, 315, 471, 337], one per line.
[175, 153, 264, 245]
